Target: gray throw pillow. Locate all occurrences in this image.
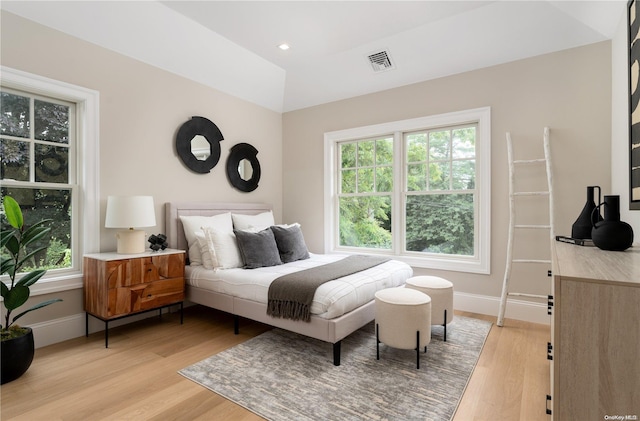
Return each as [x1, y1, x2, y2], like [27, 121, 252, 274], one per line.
[270, 224, 310, 263]
[234, 228, 283, 269]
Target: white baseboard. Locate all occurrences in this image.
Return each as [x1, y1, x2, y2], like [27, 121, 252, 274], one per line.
[31, 314, 86, 348]
[31, 294, 548, 348]
[454, 291, 551, 325]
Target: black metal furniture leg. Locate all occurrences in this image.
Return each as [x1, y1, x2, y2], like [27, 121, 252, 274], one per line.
[333, 341, 341, 366]
[444, 309, 447, 342]
[234, 315, 239, 334]
[86, 303, 185, 350]
[416, 331, 420, 369]
[376, 323, 380, 360]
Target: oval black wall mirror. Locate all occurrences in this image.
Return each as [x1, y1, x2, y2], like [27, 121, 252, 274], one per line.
[226, 143, 261, 192]
[175, 116, 223, 173]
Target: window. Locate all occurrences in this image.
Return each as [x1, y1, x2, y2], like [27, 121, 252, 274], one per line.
[1, 67, 99, 292]
[1, 89, 75, 271]
[325, 107, 491, 274]
[338, 137, 393, 249]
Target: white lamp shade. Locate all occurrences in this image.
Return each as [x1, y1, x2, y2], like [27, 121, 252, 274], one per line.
[105, 196, 156, 228]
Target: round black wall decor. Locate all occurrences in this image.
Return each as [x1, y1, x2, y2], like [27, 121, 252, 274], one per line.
[175, 116, 223, 174]
[226, 143, 261, 192]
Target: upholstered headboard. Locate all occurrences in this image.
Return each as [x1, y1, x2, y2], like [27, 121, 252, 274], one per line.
[164, 202, 273, 253]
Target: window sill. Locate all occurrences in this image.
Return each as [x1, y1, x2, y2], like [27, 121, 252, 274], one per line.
[2, 272, 84, 297]
[327, 248, 490, 275]
[396, 254, 489, 274]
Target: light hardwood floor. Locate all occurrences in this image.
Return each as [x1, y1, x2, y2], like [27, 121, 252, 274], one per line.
[1, 306, 550, 421]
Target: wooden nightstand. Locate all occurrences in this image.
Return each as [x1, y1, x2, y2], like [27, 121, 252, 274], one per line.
[83, 248, 185, 347]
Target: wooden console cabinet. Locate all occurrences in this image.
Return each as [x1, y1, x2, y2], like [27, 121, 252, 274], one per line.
[83, 249, 185, 346]
[550, 242, 639, 419]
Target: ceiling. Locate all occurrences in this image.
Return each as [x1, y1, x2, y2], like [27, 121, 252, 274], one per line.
[2, 1, 627, 113]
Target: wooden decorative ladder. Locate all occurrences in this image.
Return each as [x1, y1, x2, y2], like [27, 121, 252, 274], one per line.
[497, 127, 555, 327]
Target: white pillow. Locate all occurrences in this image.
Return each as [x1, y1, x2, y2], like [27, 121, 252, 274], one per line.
[180, 213, 233, 265]
[202, 226, 243, 269]
[195, 231, 217, 269]
[275, 222, 300, 229]
[232, 211, 275, 231]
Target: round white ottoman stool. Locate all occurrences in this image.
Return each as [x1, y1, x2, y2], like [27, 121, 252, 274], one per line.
[374, 287, 431, 369]
[405, 276, 454, 341]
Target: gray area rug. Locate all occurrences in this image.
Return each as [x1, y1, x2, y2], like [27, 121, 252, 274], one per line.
[179, 316, 492, 421]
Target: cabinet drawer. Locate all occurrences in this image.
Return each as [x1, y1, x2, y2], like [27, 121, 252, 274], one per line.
[97, 254, 184, 289]
[108, 277, 184, 317]
[150, 253, 184, 279]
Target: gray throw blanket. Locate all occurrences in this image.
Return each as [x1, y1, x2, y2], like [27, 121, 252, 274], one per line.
[267, 255, 390, 322]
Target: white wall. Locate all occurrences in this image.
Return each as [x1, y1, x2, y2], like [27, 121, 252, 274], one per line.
[612, 11, 640, 234]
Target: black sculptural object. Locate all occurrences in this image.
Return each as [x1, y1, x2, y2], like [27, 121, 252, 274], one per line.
[590, 195, 634, 251]
[148, 234, 168, 251]
[572, 185, 601, 239]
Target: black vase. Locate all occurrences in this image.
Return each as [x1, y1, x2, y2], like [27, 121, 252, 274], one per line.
[572, 186, 601, 239]
[590, 195, 634, 251]
[0, 327, 35, 384]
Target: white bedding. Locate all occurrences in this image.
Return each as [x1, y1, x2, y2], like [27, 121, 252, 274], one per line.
[186, 253, 412, 319]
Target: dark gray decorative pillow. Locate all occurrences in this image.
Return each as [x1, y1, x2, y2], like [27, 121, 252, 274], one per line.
[270, 224, 310, 263]
[234, 228, 283, 269]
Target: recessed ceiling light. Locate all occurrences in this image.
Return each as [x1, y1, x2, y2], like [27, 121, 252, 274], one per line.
[278, 43, 290, 51]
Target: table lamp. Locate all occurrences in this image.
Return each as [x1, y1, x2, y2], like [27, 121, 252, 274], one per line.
[105, 195, 156, 254]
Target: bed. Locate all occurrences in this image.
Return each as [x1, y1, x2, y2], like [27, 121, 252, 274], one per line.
[165, 201, 412, 365]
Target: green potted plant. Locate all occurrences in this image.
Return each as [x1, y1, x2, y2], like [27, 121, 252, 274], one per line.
[1, 195, 62, 384]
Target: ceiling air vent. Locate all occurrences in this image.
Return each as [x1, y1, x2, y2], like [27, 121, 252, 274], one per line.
[367, 50, 395, 73]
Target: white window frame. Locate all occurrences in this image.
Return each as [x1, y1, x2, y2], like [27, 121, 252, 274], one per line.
[1, 66, 100, 294]
[324, 107, 491, 274]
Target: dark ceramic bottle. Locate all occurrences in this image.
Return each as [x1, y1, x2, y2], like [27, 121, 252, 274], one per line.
[590, 195, 634, 251]
[572, 186, 601, 239]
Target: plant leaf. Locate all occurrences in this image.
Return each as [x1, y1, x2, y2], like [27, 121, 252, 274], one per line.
[1, 256, 15, 276]
[2, 196, 23, 229]
[0, 229, 17, 248]
[0, 281, 8, 299]
[23, 219, 53, 230]
[11, 299, 63, 324]
[16, 269, 47, 288]
[4, 234, 20, 256]
[21, 224, 52, 249]
[3, 285, 29, 311]
[17, 246, 48, 270]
